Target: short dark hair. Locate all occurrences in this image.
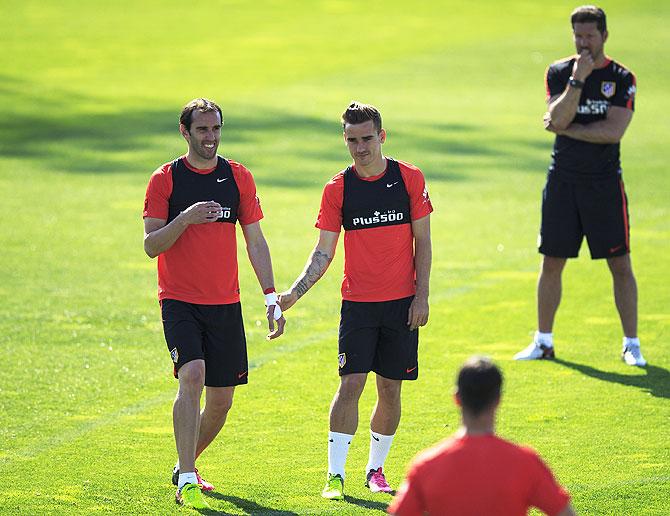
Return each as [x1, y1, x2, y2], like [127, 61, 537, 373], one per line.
[457, 356, 503, 416]
[571, 5, 607, 34]
[179, 98, 223, 131]
[341, 101, 382, 133]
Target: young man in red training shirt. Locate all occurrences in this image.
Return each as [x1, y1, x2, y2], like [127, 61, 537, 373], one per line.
[388, 357, 575, 516]
[143, 98, 285, 509]
[279, 101, 433, 500]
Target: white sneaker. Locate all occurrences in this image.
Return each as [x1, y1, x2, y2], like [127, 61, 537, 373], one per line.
[622, 344, 647, 366]
[514, 341, 555, 360]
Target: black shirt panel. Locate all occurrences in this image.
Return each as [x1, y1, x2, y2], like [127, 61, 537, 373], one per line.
[167, 157, 240, 224]
[546, 58, 636, 182]
[342, 158, 411, 231]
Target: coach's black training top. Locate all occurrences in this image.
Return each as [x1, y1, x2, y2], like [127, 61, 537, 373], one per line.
[545, 57, 636, 182]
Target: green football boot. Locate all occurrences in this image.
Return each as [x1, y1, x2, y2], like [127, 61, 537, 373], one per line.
[175, 483, 211, 509]
[321, 473, 344, 500]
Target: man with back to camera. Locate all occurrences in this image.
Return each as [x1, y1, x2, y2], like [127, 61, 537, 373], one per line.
[388, 356, 576, 516]
[143, 98, 285, 509]
[515, 5, 646, 366]
[278, 101, 433, 500]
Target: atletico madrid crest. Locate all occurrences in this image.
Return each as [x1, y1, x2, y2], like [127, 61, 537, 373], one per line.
[338, 353, 346, 368]
[601, 81, 616, 98]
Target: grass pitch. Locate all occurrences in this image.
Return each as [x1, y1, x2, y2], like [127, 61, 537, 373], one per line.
[1, 0, 668, 514]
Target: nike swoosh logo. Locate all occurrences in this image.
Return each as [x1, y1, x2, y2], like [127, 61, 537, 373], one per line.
[386, 182, 398, 188]
[217, 178, 228, 183]
[371, 434, 380, 442]
[609, 244, 624, 253]
[406, 366, 417, 374]
[238, 371, 248, 379]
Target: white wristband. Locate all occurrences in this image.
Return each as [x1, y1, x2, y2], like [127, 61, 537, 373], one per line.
[264, 292, 282, 320]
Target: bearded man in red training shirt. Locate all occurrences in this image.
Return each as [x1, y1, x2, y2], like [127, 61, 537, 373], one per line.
[279, 101, 433, 500]
[143, 98, 285, 509]
[388, 357, 575, 516]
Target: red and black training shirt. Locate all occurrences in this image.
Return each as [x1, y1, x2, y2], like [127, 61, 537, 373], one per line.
[143, 156, 263, 305]
[316, 157, 433, 303]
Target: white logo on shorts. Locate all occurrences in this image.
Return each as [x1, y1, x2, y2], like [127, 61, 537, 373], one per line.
[170, 347, 179, 363]
[338, 353, 346, 368]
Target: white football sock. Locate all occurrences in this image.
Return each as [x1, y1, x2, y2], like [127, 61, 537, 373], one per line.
[328, 431, 353, 479]
[623, 336, 640, 348]
[535, 331, 553, 347]
[178, 472, 198, 489]
[366, 431, 395, 472]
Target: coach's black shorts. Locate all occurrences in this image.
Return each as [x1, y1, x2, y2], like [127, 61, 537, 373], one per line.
[161, 299, 248, 387]
[338, 296, 419, 381]
[539, 174, 630, 259]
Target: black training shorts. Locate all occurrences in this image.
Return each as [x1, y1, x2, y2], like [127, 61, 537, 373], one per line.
[161, 299, 248, 387]
[539, 174, 630, 259]
[338, 296, 419, 380]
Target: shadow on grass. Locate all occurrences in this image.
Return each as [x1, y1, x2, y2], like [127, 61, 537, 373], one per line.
[202, 492, 299, 515]
[0, 76, 551, 183]
[0, 105, 338, 181]
[554, 358, 670, 399]
[388, 124, 551, 182]
[344, 494, 390, 512]
[191, 491, 388, 514]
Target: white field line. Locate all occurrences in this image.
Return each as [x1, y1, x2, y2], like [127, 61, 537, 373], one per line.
[0, 329, 336, 469]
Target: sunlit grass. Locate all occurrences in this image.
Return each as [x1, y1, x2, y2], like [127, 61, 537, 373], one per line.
[0, 1, 668, 513]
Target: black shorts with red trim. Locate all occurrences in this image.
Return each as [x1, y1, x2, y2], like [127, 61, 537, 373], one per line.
[538, 174, 630, 259]
[161, 299, 248, 387]
[338, 296, 418, 380]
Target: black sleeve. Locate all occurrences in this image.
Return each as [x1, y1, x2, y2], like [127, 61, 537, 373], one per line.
[545, 64, 568, 99]
[611, 71, 636, 111]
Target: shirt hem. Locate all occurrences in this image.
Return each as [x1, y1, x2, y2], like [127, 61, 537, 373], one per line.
[341, 290, 416, 303]
[549, 168, 621, 183]
[159, 293, 241, 305]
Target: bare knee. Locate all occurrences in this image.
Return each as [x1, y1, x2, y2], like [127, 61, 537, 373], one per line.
[177, 360, 205, 396]
[205, 388, 234, 417]
[377, 378, 402, 406]
[337, 374, 367, 402]
[541, 256, 567, 276]
[607, 255, 634, 279]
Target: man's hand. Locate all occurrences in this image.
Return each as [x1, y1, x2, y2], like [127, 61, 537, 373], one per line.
[407, 296, 429, 331]
[543, 112, 562, 134]
[143, 202, 220, 258]
[266, 304, 286, 340]
[264, 292, 285, 340]
[572, 49, 595, 82]
[181, 201, 223, 224]
[277, 290, 298, 312]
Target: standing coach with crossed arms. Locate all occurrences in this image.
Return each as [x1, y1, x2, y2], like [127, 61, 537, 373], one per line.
[515, 6, 646, 367]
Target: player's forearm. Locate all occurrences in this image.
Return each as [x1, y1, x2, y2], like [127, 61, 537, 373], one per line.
[414, 237, 432, 300]
[246, 237, 276, 292]
[559, 121, 623, 144]
[547, 87, 582, 130]
[144, 215, 189, 258]
[290, 248, 333, 300]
